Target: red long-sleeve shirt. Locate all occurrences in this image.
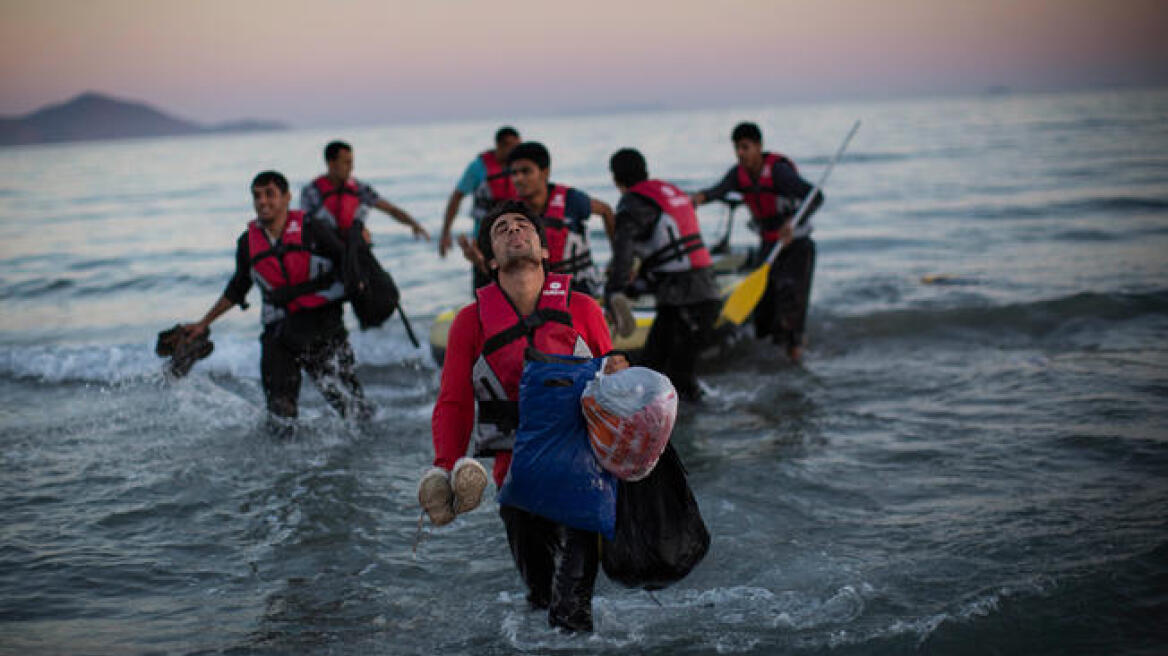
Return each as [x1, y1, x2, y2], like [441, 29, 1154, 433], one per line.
[432, 290, 613, 486]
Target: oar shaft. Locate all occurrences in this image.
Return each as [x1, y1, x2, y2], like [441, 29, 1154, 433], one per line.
[763, 120, 861, 267]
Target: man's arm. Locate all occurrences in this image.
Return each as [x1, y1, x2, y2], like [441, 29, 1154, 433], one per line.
[432, 305, 481, 471]
[571, 294, 614, 357]
[691, 167, 739, 206]
[771, 161, 824, 242]
[439, 190, 465, 257]
[373, 198, 430, 240]
[300, 184, 314, 215]
[183, 233, 250, 338]
[604, 195, 656, 299]
[590, 197, 615, 243]
[439, 158, 487, 255]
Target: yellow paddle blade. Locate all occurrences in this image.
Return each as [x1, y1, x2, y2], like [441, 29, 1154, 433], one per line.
[719, 263, 771, 325]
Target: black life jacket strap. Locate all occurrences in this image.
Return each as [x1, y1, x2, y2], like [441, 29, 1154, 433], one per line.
[320, 184, 360, 199]
[481, 308, 574, 357]
[541, 216, 568, 231]
[250, 242, 309, 267]
[548, 251, 594, 274]
[264, 271, 338, 307]
[641, 231, 704, 271]
[477, 399, 519, 434]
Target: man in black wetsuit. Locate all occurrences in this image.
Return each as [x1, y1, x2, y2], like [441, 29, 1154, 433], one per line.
[607, 148, 721, 402]
[691, 122, 823, 362]
[183, 171, 370, 423]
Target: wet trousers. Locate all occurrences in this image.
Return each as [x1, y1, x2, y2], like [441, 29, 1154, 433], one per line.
[754, 237, 816, 349]
[260, 324, 370, 420]
[499, 505, 599, 632]
[639, 299, 721, 402]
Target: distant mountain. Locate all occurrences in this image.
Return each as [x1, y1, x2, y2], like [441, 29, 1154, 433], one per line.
[0, 92, 287, 146]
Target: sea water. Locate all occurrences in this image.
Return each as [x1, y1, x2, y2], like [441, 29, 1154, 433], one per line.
[1, 88, 1167, 654]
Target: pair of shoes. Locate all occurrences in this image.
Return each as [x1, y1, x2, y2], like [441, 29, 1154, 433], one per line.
[417, 458, 488, 526]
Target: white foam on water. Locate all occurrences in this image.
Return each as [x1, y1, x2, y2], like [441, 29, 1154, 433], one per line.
[0, 328, 431, 385]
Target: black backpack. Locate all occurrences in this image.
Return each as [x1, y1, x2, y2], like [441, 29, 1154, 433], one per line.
[343, 220, 400, 329]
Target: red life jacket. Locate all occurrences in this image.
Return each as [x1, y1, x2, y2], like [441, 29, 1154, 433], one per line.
[479, 150, 517, 202]
[248, 211, 343, 321]
[628, 179, 712, 274]
[471, 272, 593, 454]
[737, 152, 798, 241]
[312, 175, 363, 234]
[541, 184, 595, 278]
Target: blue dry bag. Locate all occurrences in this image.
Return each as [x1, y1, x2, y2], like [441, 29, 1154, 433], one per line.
[497, 350, 617, 539]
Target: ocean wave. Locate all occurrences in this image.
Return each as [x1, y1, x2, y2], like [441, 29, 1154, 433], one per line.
[0, 273, 219, 300]
[817, 290, 1168, 345]
[0, 328, 429, 385]
[910, 195, 1168, 221]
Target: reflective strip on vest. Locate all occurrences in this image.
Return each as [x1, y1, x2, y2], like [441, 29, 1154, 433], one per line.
[542, 184, 600, 289]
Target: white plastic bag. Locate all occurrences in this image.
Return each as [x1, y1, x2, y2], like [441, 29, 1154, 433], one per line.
[581, 365, 677, 481]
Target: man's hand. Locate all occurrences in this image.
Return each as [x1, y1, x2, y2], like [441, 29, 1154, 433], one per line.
[411, 221, 431, 241]
[457, 234, 488, 273]
[438, 231, 453, 257]
[604, 353, 630, 374]
[778, 220, 795, 246]
[180, 322, 208, 342]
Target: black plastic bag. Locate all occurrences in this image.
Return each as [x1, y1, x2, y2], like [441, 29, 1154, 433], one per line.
[344, 220, 400, 329]
[601, 443, 709, 590]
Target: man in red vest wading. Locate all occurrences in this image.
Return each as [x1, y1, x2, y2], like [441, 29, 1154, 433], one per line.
[182, 171, 370, 426]
[301, 140, 429, 243]
[607, 148, 722, 402]
[692, 122, 823, 362]
[421, 200, 628, 632]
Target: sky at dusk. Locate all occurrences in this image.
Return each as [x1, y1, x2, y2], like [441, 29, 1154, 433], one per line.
[2, 0, 1167, 127]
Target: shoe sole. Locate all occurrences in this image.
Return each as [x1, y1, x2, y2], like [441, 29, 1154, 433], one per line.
[418, 472, 455, 526]
[452, 459, 488, 515]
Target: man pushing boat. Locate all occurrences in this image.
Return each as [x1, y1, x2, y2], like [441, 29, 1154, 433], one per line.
[692, 122, 822, 362]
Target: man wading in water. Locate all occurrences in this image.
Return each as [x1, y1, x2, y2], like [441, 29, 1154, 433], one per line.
[183, 171, 371, 425]
[301, 140, 430, 244]
[420, 200, 627, 632]
[692, 122, 823, 362]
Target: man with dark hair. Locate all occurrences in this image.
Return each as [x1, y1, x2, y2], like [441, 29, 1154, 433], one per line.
[438, 126, 522, 292]
[423, 199, 628, 632]
[507, 141, 614, 297]
[691, 122, 823, 362]
[182, 171, 370, 423]
[607, 148, 721, 401]
[301, 140, 429, 243]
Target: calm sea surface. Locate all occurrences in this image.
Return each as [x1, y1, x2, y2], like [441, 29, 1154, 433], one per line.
[2, 89, 1167, 655]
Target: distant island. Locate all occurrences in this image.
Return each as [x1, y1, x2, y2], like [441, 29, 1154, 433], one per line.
[0, 92, 288, 146]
